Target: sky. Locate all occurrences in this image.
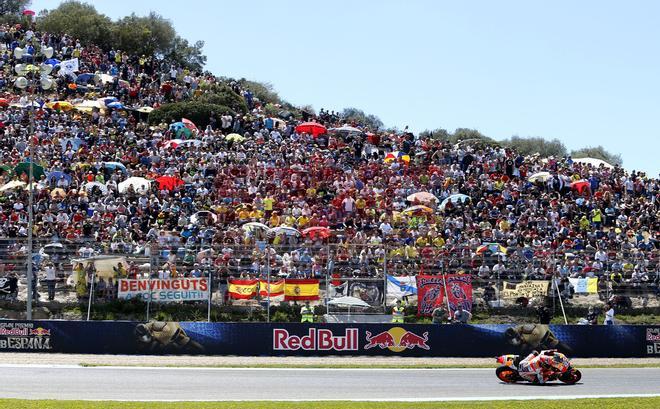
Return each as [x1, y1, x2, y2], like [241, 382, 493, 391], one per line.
[35, 0, 660, 175]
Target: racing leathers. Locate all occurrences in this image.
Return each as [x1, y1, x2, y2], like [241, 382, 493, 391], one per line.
[517, 350, 566, 383]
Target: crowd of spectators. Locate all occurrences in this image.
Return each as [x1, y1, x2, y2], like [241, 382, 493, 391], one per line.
[0, 22, 658, 302]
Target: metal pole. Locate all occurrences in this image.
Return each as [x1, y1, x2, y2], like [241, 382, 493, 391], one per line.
[325, 243, 331, 312]
[26, 95, 35, 320]
[86, 267, 96, 321]
[442, 273, 452, 319]
[266, 247, 271, 323]
[382, 248, 387, 307]
[553, 275, 568, 324]
[146, 244, 154, 321]
[207, 268, 212, 322]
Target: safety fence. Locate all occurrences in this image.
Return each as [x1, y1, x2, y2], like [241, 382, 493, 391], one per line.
[0, 320, 658, 358]
[1, 239, 658, 321]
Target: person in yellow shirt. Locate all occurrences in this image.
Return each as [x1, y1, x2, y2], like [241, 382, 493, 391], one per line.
[269, 212, 281, 227]
[305, 187, 316, 199]
[249, 209, 262, 220]
[297, 214, 310, 228]
[238, 207, 250, 221]
[263, 196, 275, 215]
[284, 214, 296, 226]
[499, 219, 510, 232]
[415, 236, 428, 247]
[356, 197, 366, 213]
[432, 236, 446, 248]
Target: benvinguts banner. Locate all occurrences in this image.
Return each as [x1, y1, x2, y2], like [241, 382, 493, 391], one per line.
[118, 278, 209, 302]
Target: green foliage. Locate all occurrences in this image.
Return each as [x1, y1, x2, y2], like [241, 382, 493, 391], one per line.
[166, 37, 207, 72]
[341, 107, 384, 130]
[37, 1, 114, 49]
[196, 84, 248, 114]
[148, 101, 234, 128]
[112, 12, 176, 58]
[419, 128, 451, 141]
[240, 80, 281, 105]
[502, 135, 567, 158]
[571, 145, 623, 166]
[0, 0, 30, 16]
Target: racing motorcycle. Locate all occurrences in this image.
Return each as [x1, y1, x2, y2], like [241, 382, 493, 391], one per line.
[495, 350, 582, 384]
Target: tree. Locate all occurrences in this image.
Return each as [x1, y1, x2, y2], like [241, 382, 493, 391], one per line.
[112, 12, 176, 57]
[570, 145, 623, 166]
[0, 0, 30, 15]
[452, 128, 496, 145]
[37, 1, 114, 49]
[502, 136, 567, 158]
[196, 83, 248, 114]
[240, 80, 282, 105]
[341, 107, 384, 130]
[148, 101, 234, 128]
[166, 37, 206, 72]
[419, 128, 451, 141]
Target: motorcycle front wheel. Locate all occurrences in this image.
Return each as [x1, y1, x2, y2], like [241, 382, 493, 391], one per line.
[496, 366, 521, 383]
[559, 369, 582, 384]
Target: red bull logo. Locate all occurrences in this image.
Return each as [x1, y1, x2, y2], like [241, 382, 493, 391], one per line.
[273, 328, 359, 351]
[364, 327, 429, 352]
[30, 327, 51, 337]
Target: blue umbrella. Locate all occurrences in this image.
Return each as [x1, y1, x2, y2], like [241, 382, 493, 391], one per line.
[439, 194, 471, 210]
[76, 73, 95, 84]
[46, 171, 72, 184]
[99, 97, 118, 107]
[44, 58, 61, 66]
[60, 137, 85, 151]
[107, 101, 124, 109]
[169, 122, 185, 131]
[102, 162, 127, 173]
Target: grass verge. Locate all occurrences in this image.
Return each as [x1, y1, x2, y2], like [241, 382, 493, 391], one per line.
[1, 398, 660, 409]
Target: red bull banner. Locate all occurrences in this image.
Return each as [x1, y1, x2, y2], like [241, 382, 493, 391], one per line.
[416, 274, 473, 317]
[118, 278, 209, 302]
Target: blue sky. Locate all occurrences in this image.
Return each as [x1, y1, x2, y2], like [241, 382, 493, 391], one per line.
[35, 1, 660, 175]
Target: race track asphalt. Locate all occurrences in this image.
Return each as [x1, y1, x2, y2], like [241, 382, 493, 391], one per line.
[1, 365, 659, 401]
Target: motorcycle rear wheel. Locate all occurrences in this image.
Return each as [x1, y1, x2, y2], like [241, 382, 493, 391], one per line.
[496, 366, 520, 383]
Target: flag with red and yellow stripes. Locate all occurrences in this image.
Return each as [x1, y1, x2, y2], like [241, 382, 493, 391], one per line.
[284, 279, 320, 301]
[259, 279, 285, 297]
[228, 279, 258, 299]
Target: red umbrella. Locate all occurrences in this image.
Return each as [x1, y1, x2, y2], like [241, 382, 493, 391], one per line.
[0, 98, 9, 107]
[156, 176, 184, 191]
[302, 226, 331, 239]
[570, 180, 590, 195]
[22, 9, 35, 16]
[182, 117, 198, 134]
[295, 122, 327, 137]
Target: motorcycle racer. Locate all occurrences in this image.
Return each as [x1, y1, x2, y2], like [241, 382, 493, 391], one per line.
[517, 350, 568, 384]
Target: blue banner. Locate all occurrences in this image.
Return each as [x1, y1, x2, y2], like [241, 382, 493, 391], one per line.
[0, 320, 657, 358]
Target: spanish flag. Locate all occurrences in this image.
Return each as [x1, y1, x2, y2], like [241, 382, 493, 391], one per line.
[259, 279, 285, 297]
[228, 279, 258, 299]
[284, 279, 320, 301]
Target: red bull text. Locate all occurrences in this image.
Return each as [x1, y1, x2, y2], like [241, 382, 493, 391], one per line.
[273, 328, 359, 351]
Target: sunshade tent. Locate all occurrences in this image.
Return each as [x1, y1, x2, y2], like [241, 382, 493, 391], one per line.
[117, 177, 151, 194]
[402, 205, 434, 216]
[406, 191, 438, 204]
[156, 176, 184, 191]
[191, 211, 218, 224]
[476, 243, 507, 255]
[269, 225, 301, 236]
[241, 222, 270, 232]
[225, 133, 245, 143]
[295, 122, 327, 137]
[0, 180, 26, 192]
[14, 162, 46, 180]
[528, 172, 552, 183]
[439, 194, 471, 210]
[302, 226, 332, 239]
[573, 157, 614, 169]
[83, 182, 108, 195]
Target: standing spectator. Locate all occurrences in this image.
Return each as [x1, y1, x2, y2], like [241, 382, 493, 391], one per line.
[44, 263, 56, 301]
[453, 304, 472, 324]
[603, 302, 615, 325]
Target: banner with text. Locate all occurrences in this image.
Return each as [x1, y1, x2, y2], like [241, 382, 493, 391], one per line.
[501, 280, 550, 299]
[118, 278, 209, 302]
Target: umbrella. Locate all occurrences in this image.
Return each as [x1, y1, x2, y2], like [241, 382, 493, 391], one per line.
[329, 125, 363, 134]
[14, 162, 46, 180]
[295, 122, 327, 137]
[528, 171, 552, 183]
[384, 151, 410, 163]
[269, 225, 301, 237]
[83, 182, 108, 195]
[136, 106, 154, 113]
[476, 243, 508, 255]
[118, 177, 151, 194]
[106, 101, 124, 109]
[0, 165, 13, 176]
[302, 226, 332, 239]
[102, 162, 127, 173]
[327, 296, 370, 308]
[241, 222, 270, 232]
[180, 139, 202, 148]
[46, 101, 73, 111]
[406, 192, 438, 204]
[23, 9, 35, 16]
[46, 171, 72, 184]
[571, 179, 591, 194]
[182, 118, 199, 134]
[169, 122, 193, 138]
[225, 133, 245, 143]
[0, 180, 26, 192]
[75, 73, 95, 84]
[191, 211, 218, 225]
[402, 205, 434, 216]
[98, 96, 118, 106]
[0, 98, 9, 107]
[50, 188, 66, 199]
[156, 176, 184, 191]
[573, 157, 614, 169]
[162, 139, 184, 149]
[439, 194, 471, 210]
[44, 58, 61, 66]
